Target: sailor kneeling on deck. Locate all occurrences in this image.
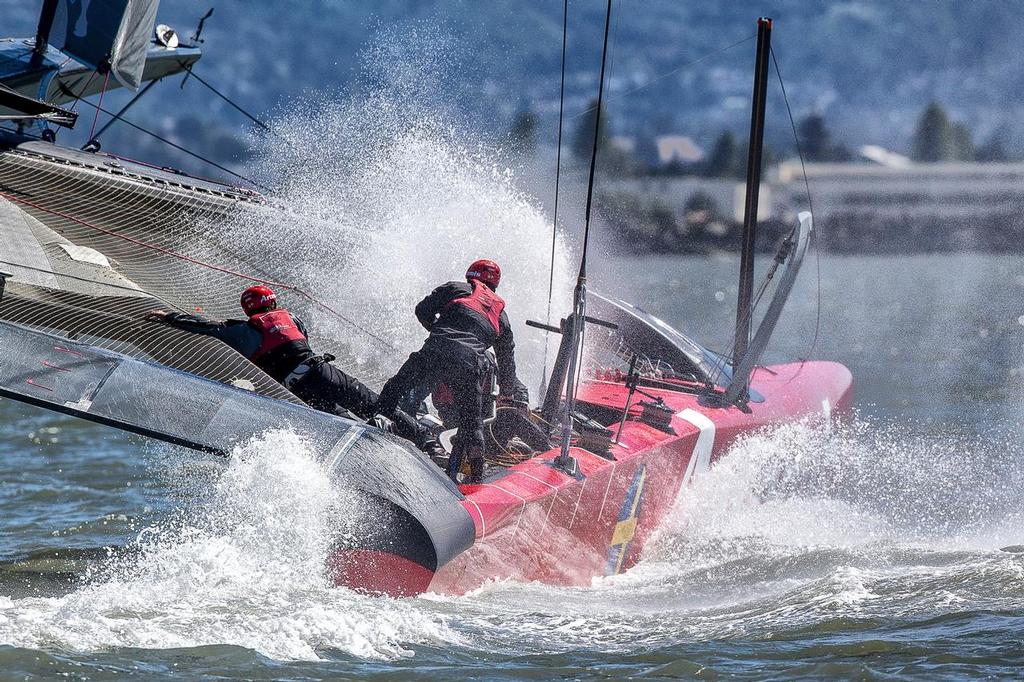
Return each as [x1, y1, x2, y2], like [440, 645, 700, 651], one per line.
[145, 285, 441, 456]
[375, 259, 529, 484]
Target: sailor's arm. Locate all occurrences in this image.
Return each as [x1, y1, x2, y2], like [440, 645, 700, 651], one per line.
[494, 312, 529, 404]
[414, 281, 466, 330]
[146, 310, 258, 356]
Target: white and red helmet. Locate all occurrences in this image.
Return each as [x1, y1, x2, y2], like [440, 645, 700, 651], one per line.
[240, 285, 277, 316]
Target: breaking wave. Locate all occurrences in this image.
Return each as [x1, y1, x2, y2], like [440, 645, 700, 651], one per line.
[423, 419, 1024, 655]
[659, 418, 1024, 553]
[0, 431, 458, 661]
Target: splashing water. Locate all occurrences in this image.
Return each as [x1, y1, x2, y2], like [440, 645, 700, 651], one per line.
[220, 26, 574, 389]
[0, 431, 458, 661]
[2, 418, 1024, 668]
[413, 419, 1024, 656]
[658, 418, 1024, 554]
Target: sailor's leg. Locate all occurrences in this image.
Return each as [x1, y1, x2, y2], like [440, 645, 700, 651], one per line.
[390, 408, 433, 448]
[292, 360, 377, 419]
[376, 348, 436, 418]
[397, 382, 432, 416]
[448, 366, 485, 483]
[295, 359, 439, 452]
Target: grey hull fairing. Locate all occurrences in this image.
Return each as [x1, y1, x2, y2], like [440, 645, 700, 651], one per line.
[0, 319, 475, 574]
[0, 38, 202, 119]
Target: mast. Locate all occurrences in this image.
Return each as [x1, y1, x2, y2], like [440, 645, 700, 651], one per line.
[553, 0, 613, 474]
[732, 17, 772, 401]
[30, 0, 60, 67]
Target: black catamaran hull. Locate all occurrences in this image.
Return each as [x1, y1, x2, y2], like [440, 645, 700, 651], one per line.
[0, 319, 476, 586]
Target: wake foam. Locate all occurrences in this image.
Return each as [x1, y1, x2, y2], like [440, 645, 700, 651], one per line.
[4, 421, 1022, 660]
[431, 419, 1024, 652]
[652, 418, 1024, 559]
[0, 431, 458, 660]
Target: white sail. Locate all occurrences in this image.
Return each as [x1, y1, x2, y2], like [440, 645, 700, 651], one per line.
[109, 0, 160, 89]
[49, 0, 161, 90]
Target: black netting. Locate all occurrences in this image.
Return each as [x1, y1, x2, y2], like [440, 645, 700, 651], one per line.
[0, 282, 300, 403]
[0, 140, 373, 397]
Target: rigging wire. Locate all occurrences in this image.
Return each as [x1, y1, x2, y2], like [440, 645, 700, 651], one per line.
[705, 43, 822, 390]
[86, 70, 110, 142]
[88, 78, 160, 145]
[542, 0, 570, 379]
[573, 0, 622, 403]
[770, 45, 821, 364]
[63, 70, 98, 113]
[579, 5, 613, 276]
[179, 64, 271, 132]
[64, 87, 270, 192]
[557, 0, 613, 467]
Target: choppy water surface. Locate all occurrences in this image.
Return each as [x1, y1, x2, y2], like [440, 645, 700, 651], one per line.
[2, 252, 1024, 679]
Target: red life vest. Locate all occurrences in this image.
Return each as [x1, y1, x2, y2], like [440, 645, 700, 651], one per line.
[447, 279, 504, 335]
[246, 309, 315, 386]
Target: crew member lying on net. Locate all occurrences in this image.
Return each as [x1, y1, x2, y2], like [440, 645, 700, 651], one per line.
[145, 285, 442, 457]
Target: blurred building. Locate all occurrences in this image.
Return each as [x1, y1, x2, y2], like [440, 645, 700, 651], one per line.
[654, 136, 704, 165]
[772, 156, 1024, 252]
[609, 176, 771, 222]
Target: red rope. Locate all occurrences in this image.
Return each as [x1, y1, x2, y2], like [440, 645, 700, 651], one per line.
[88, 70, 111, 141]
[0, 189, 395, 349]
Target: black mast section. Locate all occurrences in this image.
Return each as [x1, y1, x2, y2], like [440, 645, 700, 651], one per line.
[31, 0, 60, 67]
[732, 17, 772, 399]
[554, 0, 613, 472]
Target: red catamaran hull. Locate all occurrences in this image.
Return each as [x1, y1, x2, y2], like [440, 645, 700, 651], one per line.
[333, 359, 852, 596]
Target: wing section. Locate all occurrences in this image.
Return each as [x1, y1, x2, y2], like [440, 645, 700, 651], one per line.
[0, 319, 475, 575]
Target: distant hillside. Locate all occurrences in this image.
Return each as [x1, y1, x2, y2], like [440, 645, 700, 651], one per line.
[2, 1, 1022, 175]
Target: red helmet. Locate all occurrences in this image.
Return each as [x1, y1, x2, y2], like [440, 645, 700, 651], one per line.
[466, 259, 501, 290]
[240, 285, 277, 316]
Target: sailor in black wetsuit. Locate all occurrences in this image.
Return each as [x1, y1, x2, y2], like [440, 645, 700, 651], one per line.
[375, 259, 529, 483]
[146, 285, 438, 454]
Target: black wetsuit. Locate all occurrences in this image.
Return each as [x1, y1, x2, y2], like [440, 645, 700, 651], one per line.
[376, 281, 528, 471]
[160, 311, 425, 445]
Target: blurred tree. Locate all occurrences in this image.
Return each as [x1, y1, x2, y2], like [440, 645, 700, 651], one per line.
[684, 191, 720, 222]
[704, 130, 739, 177]
[797, 112, 852, 162]
[913, 100, 974, 160]
[633, 133, 661, 172]
[701, 131, 779, 178]
[950, 122, 975, 161]
[572, 98, 610, 162]
[977, 127, 1011, 161]
[912, 102, 952, 162]
[601, 143, 642, 178]
[798, 114, 831, 161]
[662, 158, 685, 176]
[650, 200, 680, 246]
[509, 107, 538, 155]
[911, 101, 977, 162]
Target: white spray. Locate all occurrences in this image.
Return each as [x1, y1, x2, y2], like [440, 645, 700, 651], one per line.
[224, 26, 574, 391]
[0, 430, 461, 660]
